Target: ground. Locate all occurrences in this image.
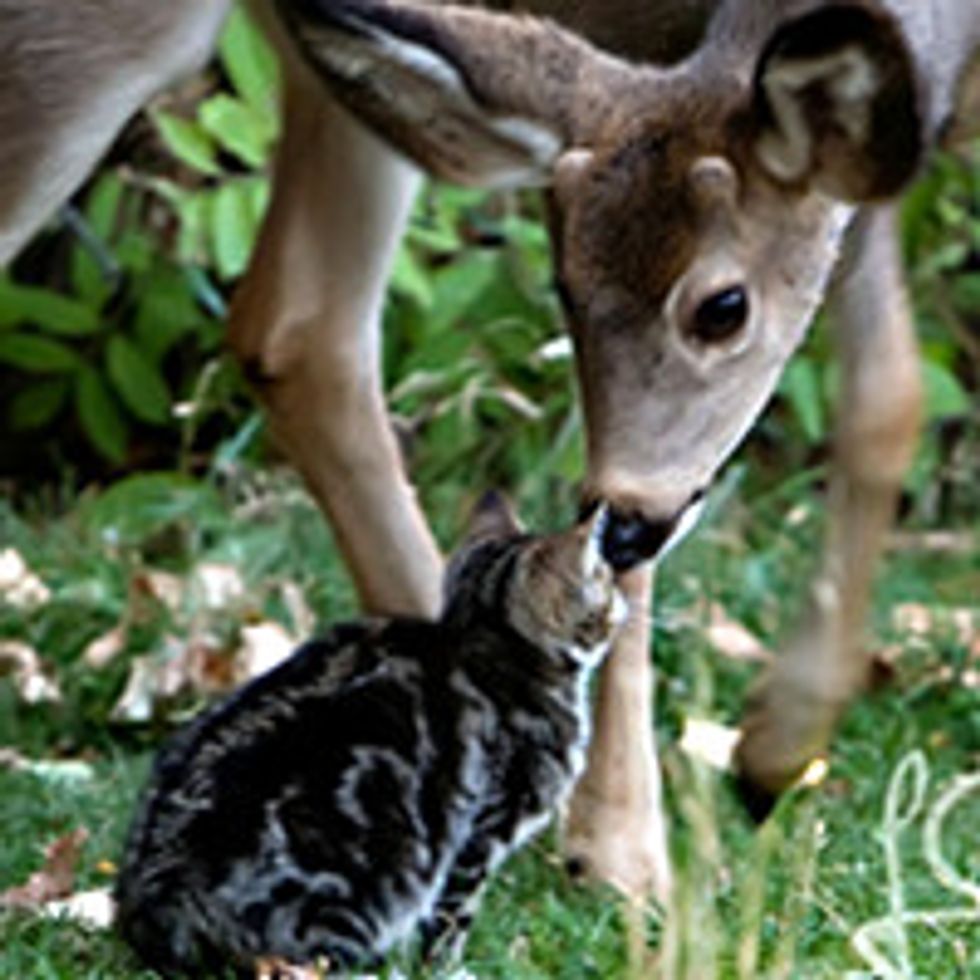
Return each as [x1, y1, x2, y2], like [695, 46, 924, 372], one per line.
[0, 469, 978, 979]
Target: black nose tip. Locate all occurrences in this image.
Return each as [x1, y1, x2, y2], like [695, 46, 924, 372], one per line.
[600, 510, 676, 572]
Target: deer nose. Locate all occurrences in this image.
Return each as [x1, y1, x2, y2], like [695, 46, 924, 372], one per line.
[600, 510, 678, 572]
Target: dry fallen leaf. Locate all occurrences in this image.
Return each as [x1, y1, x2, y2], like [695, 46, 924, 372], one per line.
[255, 958, 329, 979]
[891, 603, 980, 666]
[110, 634, 205, 724]
[0, 828, 89, 909]
[192, 563, 246, 611]
[890, 530, 976, 556]
[0, 549, 51, 609]
[82, 624, 128, 669]
[892, 603, 977, 646]
[111, 620, 299, 723]
[699, 603, 772, 663]
[132, 569, 184, 614]
[0, 641, 63, 705]
[0, 746, 30, 771]
[236, 622, 297, 684]
[679, 717, 741, 772]
[42, 887, 116, 930]
[892, 602, 937, 638]
[280, 581, 315, 639]
[110, 656, 160, 725]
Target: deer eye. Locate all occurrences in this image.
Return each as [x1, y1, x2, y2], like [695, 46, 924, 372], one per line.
[691, 286, 750, 344]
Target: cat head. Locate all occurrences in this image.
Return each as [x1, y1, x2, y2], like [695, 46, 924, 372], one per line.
[443, 492, 628, 665]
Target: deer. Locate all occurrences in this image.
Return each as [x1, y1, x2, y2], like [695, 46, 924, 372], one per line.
[2, 0, 978, 902]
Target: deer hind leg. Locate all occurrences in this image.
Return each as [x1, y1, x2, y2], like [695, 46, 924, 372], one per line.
[736, 206, 922, 813]
[564, 565, 672, 902]
[228, 72, 441, 617]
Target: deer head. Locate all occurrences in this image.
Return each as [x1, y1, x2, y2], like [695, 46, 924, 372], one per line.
[278, 0, 926, 569]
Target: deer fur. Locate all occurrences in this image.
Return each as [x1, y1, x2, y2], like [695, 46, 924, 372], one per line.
[1, 0, 978, 899]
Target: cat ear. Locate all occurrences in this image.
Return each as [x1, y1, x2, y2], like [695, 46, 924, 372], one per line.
[464, 490, 523, 543]
[577, 503, 610, 579]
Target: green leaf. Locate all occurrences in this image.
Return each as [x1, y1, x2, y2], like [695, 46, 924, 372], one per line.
[390, 248, 434, 309]
[76, 368, 128, 462]
[428, 252, 498, 332]
[87, 171, 126, 240]
[134, 268, 206, 361]
[218, 5, 280, 118]
[921, 359, 972, 421]
[8, 379, 69, 431]
[0, 280, 99, 336]
[407, 222, 462, 254]
[0, 333, 79, 373]
[780, 358, 826, 444]
[106, 335, 171, 425]
[114, 228, 155, 274]
[81, 472, 223, 544]
[916, 240, 969, 278]
[951, 273, 980, 313]
[199, 94, 275, 169]
[71, 173, 125, 302]
[213, 412, 264, 471]
[83, 473, 221, 543]
[172, 190, 210, 266]
[210, 182, 260, 280]
[243, 175, 271, 223]
[152, 111, 220, 177]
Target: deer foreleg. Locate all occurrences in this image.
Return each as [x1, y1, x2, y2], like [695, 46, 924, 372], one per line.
[736, 206, 922, 811]
[564, 565, 672, 902]
[228, 74, 442, 618]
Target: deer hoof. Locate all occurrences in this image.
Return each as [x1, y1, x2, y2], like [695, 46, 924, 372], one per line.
[732, 771, 780, 824]
[562, 795, 672, 903]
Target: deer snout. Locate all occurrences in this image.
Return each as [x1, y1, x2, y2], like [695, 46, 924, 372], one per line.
[592, 489, 708, 572]
[600, 510, 678, 571]
[602, 511, 676, 572]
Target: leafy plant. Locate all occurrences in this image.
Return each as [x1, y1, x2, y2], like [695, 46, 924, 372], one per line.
[149, 5, 279, 280]
[385, 187, 581, 531]
[0, 4, 277, 474]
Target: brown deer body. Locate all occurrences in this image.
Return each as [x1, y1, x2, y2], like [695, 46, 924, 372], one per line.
[2, 0, 978, 899]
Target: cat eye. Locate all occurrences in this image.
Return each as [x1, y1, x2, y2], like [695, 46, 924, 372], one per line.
[691, 285, 750, 344]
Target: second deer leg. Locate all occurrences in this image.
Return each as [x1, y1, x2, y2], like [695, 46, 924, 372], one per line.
[229, 70, 442, 618]
[736, 206, 922, 809]
[564, 565, 672, 902]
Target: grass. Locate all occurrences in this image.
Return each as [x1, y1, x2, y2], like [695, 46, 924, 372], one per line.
[1, 467, 978, 978]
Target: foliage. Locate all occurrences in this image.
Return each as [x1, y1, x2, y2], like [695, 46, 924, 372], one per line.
[0, 1, 580, 521]
[386, 186, 581, 531]
[0, 5, 277, 477]
[2, 0, 979, 526]
[769, 144, 980, 524]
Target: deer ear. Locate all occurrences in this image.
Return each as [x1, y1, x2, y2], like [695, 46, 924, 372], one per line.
[278, 0, 599, 188]
[753, 4, 926, 201]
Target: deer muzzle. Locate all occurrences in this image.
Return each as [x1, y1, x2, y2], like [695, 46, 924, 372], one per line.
[587, 488, 707, 572]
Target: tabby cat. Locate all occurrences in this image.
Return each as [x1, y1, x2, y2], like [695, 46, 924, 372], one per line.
[115, 493, 627, 977]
